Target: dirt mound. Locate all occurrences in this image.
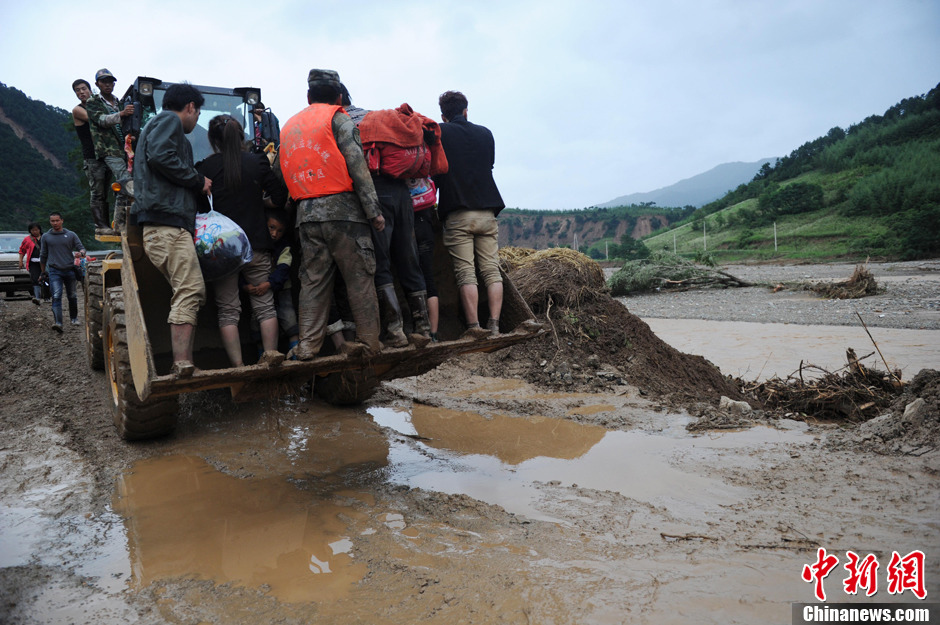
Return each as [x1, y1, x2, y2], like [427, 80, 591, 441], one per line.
[831, 369, 940, 455]
[500, 247, 606, 308]
[472, 250, 744, 404]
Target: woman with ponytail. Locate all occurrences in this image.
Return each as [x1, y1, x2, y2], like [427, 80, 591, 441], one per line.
[196, 114, 288, 367]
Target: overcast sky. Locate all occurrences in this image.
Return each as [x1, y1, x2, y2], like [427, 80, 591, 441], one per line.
[2, 0, 937, 210]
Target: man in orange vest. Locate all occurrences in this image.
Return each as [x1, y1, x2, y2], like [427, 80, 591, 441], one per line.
[279, 69, 386, 360]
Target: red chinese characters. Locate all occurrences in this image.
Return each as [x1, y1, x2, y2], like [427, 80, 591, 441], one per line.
[803, 548, 840, 601]
[843, 551, 879, 597]
[887, 550, 927, 600]
[803, 549, 928, 601]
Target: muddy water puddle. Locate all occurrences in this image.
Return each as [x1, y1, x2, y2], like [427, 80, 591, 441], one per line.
[645, 318, 939, 380]
[112, 455, 368, 603]
[93, 401, 808, 602]
[371, 404, 805, 522]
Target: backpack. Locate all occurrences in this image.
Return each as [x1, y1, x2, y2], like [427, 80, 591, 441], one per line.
[358, 104, 447, 179]
[366, 142, 431, 179]
[407, 177, 437, 211]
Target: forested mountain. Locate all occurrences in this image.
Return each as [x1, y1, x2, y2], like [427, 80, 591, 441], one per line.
[0, 82, 88, 240]
[644, 82, 940, 260]
[598, 159, 776, 209]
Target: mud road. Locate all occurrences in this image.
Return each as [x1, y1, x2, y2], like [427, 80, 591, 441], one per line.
[1, 262, 937, 624]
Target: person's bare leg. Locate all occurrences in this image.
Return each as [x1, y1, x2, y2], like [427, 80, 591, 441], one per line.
[427, 296, 439, 334]
[260, 317, 280, 353]
[256, 317, 285, 366]
[170, 323, 196, 377]
[458, 284, 490, 339]
[485, 282, 504, 335]
[459, 284, 480, 326]
[220, 324, 244, 367]
[486, 282, 503, 324]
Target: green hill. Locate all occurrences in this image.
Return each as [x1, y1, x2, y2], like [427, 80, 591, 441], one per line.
[0, 82, 89, 240]
[644, 82, 940, 262]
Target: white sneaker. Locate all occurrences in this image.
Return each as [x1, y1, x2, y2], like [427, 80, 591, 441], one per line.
[70, 318, 81, 326]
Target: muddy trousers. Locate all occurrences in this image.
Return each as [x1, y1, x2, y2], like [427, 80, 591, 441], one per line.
[297, 221, 381, 357]
[83, 158, 110, 229]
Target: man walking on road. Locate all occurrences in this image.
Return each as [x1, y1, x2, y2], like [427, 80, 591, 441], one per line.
[39, 212, 85, 333]
[131, 83, 211, 378]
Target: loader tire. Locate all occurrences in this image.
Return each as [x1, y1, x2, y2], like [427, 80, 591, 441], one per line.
[104, 288, 179, 440]
[314, 369, 379, 405]
[84, 261, 104, 370]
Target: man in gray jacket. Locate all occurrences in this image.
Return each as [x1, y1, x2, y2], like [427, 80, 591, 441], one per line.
[39, 212, 86, 332]
[131, 83, 212, 377]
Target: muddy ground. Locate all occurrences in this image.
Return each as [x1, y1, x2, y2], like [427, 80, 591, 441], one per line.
[0, 262, 938, 625]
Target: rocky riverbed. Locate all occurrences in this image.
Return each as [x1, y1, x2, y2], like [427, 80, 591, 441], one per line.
[612, 260, 940, 330]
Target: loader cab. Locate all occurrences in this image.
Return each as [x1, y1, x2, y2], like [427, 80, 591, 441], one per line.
[120, 76, 262, 161]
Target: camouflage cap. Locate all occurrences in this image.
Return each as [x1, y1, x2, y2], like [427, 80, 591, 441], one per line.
[95, 68, 116, 82]
[307, 69, 341, 89]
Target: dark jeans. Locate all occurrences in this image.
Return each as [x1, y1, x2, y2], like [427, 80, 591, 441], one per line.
[413, 207, 438, 298]
[372, 176, 426, 294]
[48, 266, 78, 325]
[28, 261, 43, 299]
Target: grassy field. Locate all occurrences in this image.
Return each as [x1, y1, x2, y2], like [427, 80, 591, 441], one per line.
[641, 171, 898, 263]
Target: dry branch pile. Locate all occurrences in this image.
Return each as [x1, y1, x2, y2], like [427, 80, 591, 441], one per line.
[809, 265, 879, 299]
[742, 348, 903, 421]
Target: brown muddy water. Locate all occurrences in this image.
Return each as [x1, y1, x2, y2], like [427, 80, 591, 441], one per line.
[645, 318, 939, 381]
[1, 398, 810, 608]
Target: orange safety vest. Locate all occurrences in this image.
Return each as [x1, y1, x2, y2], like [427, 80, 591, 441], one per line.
[279, 104, 355, 200]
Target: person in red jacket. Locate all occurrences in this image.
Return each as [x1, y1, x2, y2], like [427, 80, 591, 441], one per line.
[18, 223, 45, 303]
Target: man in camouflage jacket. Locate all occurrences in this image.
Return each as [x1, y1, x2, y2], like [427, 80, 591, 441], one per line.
[84, 69, 134, 232]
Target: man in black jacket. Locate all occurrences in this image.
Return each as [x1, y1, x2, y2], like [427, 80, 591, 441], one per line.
[131, 83, 212, 377]
[434, 90, 505, 339]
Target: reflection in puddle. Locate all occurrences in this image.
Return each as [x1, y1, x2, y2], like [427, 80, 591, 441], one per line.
[408, 404, 606, 465]
[110, 402, 808, 600]
[113, 455, 368, 603]
[371, 405, 803, 523]
[646, 318, 939, 381]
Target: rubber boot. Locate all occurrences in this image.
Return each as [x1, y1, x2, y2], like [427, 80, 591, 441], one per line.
[91, 202, 109, 230]
[407, 292, 431, 337]
[377, 284, 409, 348]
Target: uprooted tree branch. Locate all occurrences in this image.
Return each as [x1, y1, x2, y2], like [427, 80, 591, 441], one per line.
[741, 348, 904, 422]
[607, 252, 752, 296]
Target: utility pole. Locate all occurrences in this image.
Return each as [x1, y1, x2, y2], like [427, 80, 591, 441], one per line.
[703, 220, 707, 252]
[605, 241, 608, 260]
[673, 232, 676, 254]
[774, 221, 778, 251]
